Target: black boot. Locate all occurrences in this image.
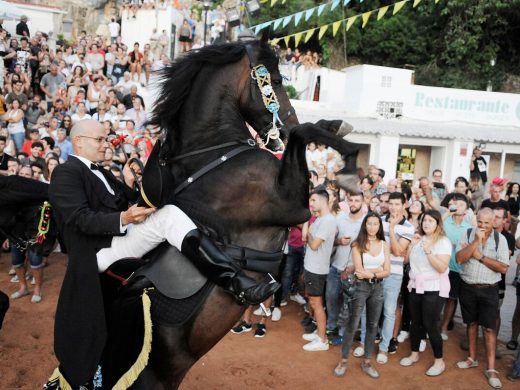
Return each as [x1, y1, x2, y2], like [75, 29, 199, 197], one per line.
[181, 230, 280, 305]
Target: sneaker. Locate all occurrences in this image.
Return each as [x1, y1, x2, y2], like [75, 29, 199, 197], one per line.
[230, 321, 252, 334]
[374, 333, 381, 344]
[253, 306, 264, 316]
[361, 361, 380, 379]
[8, 267, 16, 276]
[302, 331, 319, 341]
[388, 338, 398, 354]
[303, 338, 329, 351]
[280, 299, 288, 307]
[254, 324, 266, 338]
[376, 352, 388, 364]
[353, 346, 365, 357]
[329, 335, 343, 346]
[301, 316, 314, 326]
[419, 339, 427, 352]
[441, 333, 448, 341]
[397, 331, 409, 343]
[290, 293, 306, 305]
[271, 307, 282, 322]
[326, 328, 338, 337]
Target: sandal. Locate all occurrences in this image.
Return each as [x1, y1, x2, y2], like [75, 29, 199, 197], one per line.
[456, 357, 478, 369]
[484, 369, 502, 389]
[10, 289, 30, 300]
[334, 359, 348, 377]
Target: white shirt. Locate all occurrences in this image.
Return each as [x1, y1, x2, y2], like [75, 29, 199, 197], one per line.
[108, 22, 120, 37]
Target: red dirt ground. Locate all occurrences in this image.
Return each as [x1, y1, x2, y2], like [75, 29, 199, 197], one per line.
[0, 252, 517, 389]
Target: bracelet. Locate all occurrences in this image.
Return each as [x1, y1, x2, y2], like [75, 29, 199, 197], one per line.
[478, 256, 485, 263]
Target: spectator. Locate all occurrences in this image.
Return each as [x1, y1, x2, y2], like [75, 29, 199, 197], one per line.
[40, 63, 66, 108]
[87, 77, 107, 115]
[482, 184, 510, 211]
[71, 102, 92, 124]
[21, 141, 45, 167]
[122, 85, 145, 110]
[368, 165, 386, 196]
[125, 98, 146, 131]
[16, 15, 30, 37]
[116, 71, 137, 96]
[334, 212, 390, 379]
[87, 44, 105, 74]
[432, 169, 448, 199]
[179, 19, 192, 53]
[5, 79, 29, 110]
[108, 18, 120, 44]
[440, 193, 473, 339]
[470, 147, 488, 186]
[128, 42, 143, 83]
[0, 135, 11, 175]
[326, 192, 365, 343]
[25, 95, 45, 130]
[378, 192, 415, 361]
[506, 182, 520, 219]
[3, 98, 25, 152]
[455, 208, 509, 389]
[301, 189, 337, 352]
[54, 128, 72, 162]
[401, 209, 451, 376]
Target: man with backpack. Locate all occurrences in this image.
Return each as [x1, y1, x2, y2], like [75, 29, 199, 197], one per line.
[455, 208, 510, 389]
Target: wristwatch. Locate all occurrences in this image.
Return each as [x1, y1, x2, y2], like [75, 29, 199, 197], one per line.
[478, 255, 485, 263]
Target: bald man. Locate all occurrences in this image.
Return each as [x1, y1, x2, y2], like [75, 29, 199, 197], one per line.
[455, 207, 510, 388]
[48, 120, 278, 388]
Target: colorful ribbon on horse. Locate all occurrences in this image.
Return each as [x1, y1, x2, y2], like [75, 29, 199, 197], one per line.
[35, 201, 52, 245]
[251, 64, 285, 150]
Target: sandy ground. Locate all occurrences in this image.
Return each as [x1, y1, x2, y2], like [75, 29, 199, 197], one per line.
[0, 252, 518, 390]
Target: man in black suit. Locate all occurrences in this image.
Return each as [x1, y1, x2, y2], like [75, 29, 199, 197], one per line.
[48, 120, 279, 388]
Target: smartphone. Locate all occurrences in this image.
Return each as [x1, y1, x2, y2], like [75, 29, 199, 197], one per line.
[449, 206, 457, 212]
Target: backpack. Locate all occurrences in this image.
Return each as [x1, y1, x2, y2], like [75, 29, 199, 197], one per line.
[466, 228, 499, 253]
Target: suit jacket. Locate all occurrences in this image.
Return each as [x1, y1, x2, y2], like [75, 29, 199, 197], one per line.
[49, 156, 138, 386]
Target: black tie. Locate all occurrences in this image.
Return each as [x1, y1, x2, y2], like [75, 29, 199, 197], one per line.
[90, 163, 100, 171]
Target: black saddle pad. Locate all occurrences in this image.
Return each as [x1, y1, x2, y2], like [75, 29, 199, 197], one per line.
[133, 242, 208, 299]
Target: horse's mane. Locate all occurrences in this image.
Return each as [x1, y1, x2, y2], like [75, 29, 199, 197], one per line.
[149, 40, 278, 130]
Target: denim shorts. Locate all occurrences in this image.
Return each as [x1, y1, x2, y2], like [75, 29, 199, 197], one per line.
[11, 246, 44, 269]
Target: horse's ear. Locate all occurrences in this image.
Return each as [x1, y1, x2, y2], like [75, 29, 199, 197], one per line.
[260, 29, 269, 45]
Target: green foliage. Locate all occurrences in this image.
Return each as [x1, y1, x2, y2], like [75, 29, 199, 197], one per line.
[284, 84, 298, 99]
[251, 0, 520, 91]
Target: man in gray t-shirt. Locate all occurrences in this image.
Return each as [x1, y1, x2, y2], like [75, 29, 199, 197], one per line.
[40, 63, 65, 102]
[302, 189, 337, 352]
[326, 193, 365, 333]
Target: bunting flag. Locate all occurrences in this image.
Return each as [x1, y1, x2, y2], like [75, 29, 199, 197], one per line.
[393, 0, 407, 15]
[377, 5, 389, 20]
[284, 35, 291, 47]
[318, 24, 329, 39]
[305, 8, 315, 21]
[413, 0, 422, 7]
[294, 32, 303, 47]
[343, 0, 351, 5]
[304, 29, 315, 43]
[282, 16, 292, 28]
[294, 11, 304, 27]
[346, 15, 357, 31]
[317, 4, 327, 16]
[332, 20, 342, 36]
[435, 0, 440, 2]
[270, 0, 277, 6]
[361, 11, 372, 28]
[271, 38, 280, 46]
[331, 0, 341, 11]
[273, 18, 283, 31]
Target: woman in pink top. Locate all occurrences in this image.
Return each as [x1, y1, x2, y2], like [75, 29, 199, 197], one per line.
[400, 209, 451, 376]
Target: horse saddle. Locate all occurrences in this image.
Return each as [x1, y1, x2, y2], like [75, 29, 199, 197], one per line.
[105, 242, 208, 299]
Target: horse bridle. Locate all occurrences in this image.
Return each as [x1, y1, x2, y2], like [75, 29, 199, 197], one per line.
[245, 44, 296, 150]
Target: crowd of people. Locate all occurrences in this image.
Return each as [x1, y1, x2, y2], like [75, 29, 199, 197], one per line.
[231, 144, 520, 388]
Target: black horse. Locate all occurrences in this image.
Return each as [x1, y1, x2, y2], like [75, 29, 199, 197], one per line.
[105, 37, 360, 389]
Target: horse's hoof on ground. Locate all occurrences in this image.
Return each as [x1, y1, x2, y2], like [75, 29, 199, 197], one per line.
[335, 172, 359, 194]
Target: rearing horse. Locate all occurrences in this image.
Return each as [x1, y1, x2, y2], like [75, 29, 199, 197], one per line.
[123, 37, 360, 389]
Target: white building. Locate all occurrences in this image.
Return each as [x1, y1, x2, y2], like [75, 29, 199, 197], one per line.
[286, 64, 520, 187]
[2, 1, 67, 39]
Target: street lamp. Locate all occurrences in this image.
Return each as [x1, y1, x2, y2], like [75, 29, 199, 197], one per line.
[203, 0, 212, 46]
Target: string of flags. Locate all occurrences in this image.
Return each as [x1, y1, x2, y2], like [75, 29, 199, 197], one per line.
[255, 0, 442, 47]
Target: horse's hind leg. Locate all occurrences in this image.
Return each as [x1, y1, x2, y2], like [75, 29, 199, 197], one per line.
[132, 367, 166, 390]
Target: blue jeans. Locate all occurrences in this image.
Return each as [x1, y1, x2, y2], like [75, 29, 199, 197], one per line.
[11, 246, 44, 269]
[341, 280, 384, 359]
[11, 132, 25, 153]
[326, 266, 343, 330]
[380, 273, 403, 352]
[280, 246, 304, 299]
[513, 349, 520, 375]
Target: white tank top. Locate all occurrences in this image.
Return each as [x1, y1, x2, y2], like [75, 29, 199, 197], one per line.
[361, 241, 385, 269]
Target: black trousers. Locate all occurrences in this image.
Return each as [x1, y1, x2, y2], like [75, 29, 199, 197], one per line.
[409, 289, 445, 358]
[0, 290, 9, 329]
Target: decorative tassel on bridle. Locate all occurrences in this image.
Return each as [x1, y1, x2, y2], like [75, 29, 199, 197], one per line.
[251, 64, 285, 151]
[35, 201, 52, 245]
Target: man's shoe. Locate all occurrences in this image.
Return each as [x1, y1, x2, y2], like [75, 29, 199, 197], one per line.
[303, 338, 329, 351]
[271, 307, 282, 322]
[290, 293, 306, 305]
[506, 340, 518, 350]
[181, 230, 280, 305]
[361, 362, 380, 379]
[230, 320, 252, 334]
[329, 335, 343, 346]
[388, 337, 398, 354]
[397, 330, 409, 343]
[254, 323, 266, 338]
[353, 346, 365, 358]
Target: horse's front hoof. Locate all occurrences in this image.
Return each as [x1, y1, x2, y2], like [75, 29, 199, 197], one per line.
[335, 171, 359, 194]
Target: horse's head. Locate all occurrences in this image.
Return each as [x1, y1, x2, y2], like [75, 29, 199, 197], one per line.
[238, 35, 299, 151]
